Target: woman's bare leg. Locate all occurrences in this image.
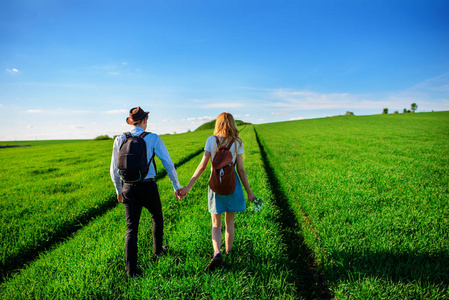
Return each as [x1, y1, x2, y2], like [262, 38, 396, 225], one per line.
[211, 213, 222, 253]
[225, 212, 235, 254]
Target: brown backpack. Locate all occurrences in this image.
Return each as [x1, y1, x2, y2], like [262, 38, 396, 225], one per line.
[209, 137, 237, 195]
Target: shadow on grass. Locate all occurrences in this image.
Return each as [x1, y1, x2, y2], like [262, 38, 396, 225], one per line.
[1, 147, 205, 283]
[254, 128, 332, 300]
[254, 128, 449, 297]
[0, 196, 118, 282]
[325, 249, 449, 287]
[172, 149, 204, 172]
[147, 246, 304, 298]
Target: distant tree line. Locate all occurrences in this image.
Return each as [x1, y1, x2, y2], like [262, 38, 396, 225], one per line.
[383, 103, 418, 114]
[93, 135, 112, 141]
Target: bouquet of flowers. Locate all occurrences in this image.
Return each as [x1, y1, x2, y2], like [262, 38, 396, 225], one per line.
[251, 197, 265, 212]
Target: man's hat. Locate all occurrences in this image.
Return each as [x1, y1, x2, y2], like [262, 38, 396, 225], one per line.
[126, 107, 149, 125]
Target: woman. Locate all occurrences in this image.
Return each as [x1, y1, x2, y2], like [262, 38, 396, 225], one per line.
[178, 112, 255, 271]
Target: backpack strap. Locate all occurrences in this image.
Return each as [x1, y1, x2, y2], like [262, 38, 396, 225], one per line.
[138, 131, 157, 175]
[150, 151, 157, 174]
[214, 136, 234, 150]
[225, 138, 234, 151]
[118, 132, 132, 150]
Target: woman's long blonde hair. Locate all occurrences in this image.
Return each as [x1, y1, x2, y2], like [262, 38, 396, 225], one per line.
[214, 112, 242, 149]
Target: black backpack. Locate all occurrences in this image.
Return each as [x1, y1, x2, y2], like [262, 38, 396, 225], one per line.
[117, 132, 156, 183]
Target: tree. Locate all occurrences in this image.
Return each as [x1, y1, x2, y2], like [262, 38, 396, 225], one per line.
[411, 103, 418, 112]
[382, 108, 388, 114]
[93, 135, 111, 141]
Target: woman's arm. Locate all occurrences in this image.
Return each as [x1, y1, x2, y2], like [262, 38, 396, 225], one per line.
[235, 154, 256, 201]
[180, 151, 211, 194]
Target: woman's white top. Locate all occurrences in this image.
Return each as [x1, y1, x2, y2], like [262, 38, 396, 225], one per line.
[204, 135, 244, 164]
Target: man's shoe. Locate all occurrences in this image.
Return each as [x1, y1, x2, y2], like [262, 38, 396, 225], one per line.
[207, 253, 223, 272]
[128, 273, 140, 280]
[153, 245, 168, 261]
[127, 269, 141, 279]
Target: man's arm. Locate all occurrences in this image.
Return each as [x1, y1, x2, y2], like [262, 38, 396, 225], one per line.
[110, 136, 123, 199]
[153, 137, 181, 190]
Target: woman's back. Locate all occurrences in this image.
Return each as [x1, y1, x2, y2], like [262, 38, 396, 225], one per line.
[205, 135, 244, 164]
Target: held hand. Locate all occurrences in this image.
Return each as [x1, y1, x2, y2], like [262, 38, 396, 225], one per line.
[181, 186, 190, 197]
[175, 188, 187, 200]
[247, 192, 256, 202]
[176, 187, 190, 200]
[117, 194, 123, 203]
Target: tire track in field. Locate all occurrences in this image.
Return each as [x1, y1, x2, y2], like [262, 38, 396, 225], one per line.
[0, 197, 119, 282]
[0, 148, 204, 283]
[254, 128, 331, 300]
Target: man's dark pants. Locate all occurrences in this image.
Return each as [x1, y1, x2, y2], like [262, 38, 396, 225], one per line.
[122, 180, 163, 276]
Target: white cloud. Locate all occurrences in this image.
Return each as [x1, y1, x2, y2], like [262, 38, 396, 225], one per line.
[50, 109, 91, 115]
[183, 116, 214, 122]
[270, 89, 365, 110]
[103, 109, 128, 114]
[70, 125, 84, 129]
[6, 68, 20, 74]
[234, 114, 251, 119]
[381, 73, 449, 111]
[84, 61, 137, 76]
[25, 108, 93, 116]
[202, 102, 245, 109]
[269, 89, 406, 111]
[266, 73, 449, 113]
[410, 72, 449, 92]
[198, 116, 214, 122]
[272, 111, 290, 116]
[289, 116, 304, 121]
[389, 73, 449, 111]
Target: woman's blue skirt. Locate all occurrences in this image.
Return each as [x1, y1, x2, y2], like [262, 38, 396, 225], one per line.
[208, 172, 246, 214]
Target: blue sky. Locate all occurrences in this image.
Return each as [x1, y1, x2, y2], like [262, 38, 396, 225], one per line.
[1, 0, 448, 140]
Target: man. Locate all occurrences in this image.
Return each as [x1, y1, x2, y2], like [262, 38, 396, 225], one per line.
[110, 106, 182, 278]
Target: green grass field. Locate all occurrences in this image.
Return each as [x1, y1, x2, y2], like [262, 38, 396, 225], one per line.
[0, 112, 448, 299]
[0, 130, 211, 280]
[256, 112, 449, 298]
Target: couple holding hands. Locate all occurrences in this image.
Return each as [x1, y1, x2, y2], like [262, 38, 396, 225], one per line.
[110, 108, 255, 277]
